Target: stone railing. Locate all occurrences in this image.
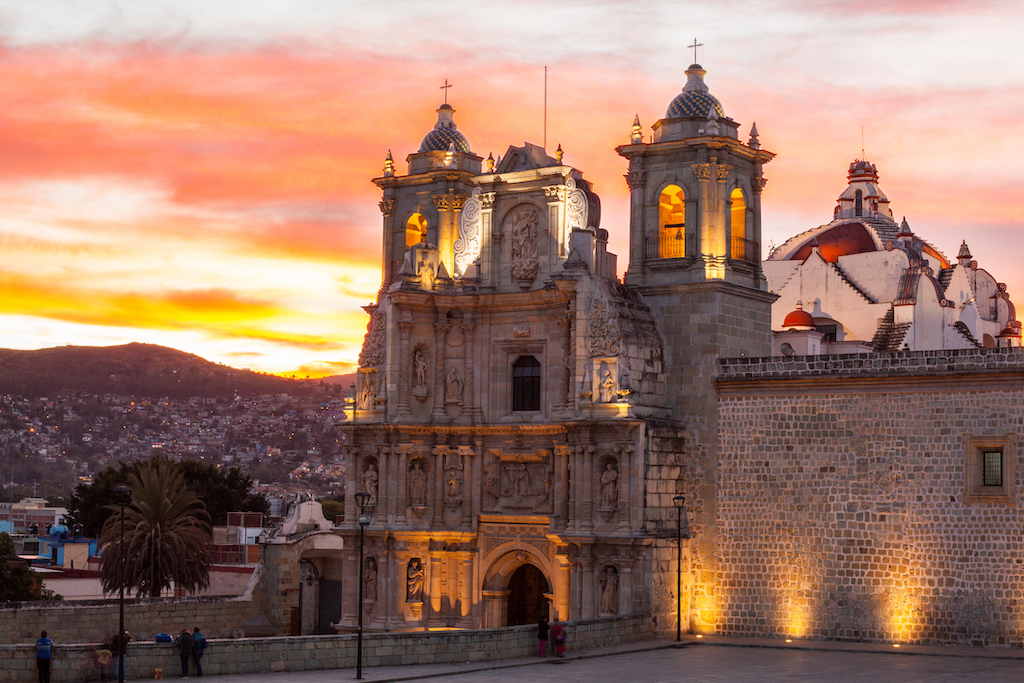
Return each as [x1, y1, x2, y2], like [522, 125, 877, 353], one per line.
[0, 614, 654, 682]
[718, 347, 1024, 380]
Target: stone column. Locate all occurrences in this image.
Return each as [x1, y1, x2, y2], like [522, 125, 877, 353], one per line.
[619, 561, 633, 616]
[624, 163, 646, 284]
[616, 444, 633, 532]
[462, 322, 477, 422]
[458, 446, 474, 526]
[461, 554, 474, 623]
[581, 556, 596, 619]
[432, 322, 450, 419]
[554, 445, 571, 529]
[478, 192, 495, 282]
[429, 554, 443, 623]
[396, 320, 413, 418]
[581, 444, 595, 531]
[377, 444, 391, 522]
[395, 444, 414, 525]
[379, 198, 397, 285]
[432, 445, 448, 520]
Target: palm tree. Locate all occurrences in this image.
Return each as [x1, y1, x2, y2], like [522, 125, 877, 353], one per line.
[100, 459, 212, 598]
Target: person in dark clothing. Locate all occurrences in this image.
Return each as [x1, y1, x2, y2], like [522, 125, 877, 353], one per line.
[110, 631, 131, 681]
[191, 627, 207, 677]
[35, 630, 53, 683]
[177, 628, 194, 678]
[537, 617, 549, 657]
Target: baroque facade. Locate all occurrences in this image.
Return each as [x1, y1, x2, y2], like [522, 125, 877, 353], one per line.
[338, 63, 772, 632]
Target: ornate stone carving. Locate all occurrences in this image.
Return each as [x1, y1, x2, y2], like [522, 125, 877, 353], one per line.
[588, 299, 621, 357]
[446, 468, 463, 499]
[543, 186, 564, 201]
[716, 164, 733, 181]
[598, 364, 616, 403]
[406, 558, 424, 602]
[358, 310, 386, 367]
[564, 176, 589, 238]
[626, 170, 647, 190]
[692, 163, 712, 181]
[362, 461, 379, 505]
[450, 194, 467, 210]
[432, 194, 450, 211]
[378, 199, 395, 216]
[513, 324, 531, 337]
[454, 187, 482, 278]
[358, 373, 377, 411]
[600, 461, 619, 508]
[600, 565, 618, 614]
[509, 206, 539, 281]
[752, 176, 768, 194]
[480, 192, 496, 209]
[408, 460, 428, 506]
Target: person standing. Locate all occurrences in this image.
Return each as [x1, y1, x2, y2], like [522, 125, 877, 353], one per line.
[551, 620, 567, 657]
[191, 627, 206, 677]
[537, 617, 549, 657]
[110, 630, 131, 681]
[176, 628, 193, 678]
[35, 630, 54, 683]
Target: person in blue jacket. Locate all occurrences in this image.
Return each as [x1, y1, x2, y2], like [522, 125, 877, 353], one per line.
[35, 630, 54, 683]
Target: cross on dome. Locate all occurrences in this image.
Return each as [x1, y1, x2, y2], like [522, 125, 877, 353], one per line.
[440, 79, 453, 104]
[688, 38, 704, 65]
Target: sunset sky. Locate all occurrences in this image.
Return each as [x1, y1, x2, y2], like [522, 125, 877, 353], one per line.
[1, 1, 1022, 377]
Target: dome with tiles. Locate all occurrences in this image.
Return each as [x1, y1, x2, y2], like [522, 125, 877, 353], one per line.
[418, 103, 471, 153]
[666, 64, 724, 119]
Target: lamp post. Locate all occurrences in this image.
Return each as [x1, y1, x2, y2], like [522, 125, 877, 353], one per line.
[354, 491, 372, 680]
[113, 485, 132, 683]
[673, 495, 690, 642]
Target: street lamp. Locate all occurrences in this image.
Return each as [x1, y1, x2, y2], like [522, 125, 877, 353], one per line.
[673, 495, 690, 642]
[354, 491, 372, 680]
[113, 485, 132, 683]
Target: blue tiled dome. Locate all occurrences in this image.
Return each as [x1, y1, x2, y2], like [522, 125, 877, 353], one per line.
[666, 90, 724, 119]
[419, 126, 471, 153]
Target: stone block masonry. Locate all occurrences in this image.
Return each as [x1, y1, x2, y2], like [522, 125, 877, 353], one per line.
[714, 348, 1024, 646]
[0, 615, 654, 682]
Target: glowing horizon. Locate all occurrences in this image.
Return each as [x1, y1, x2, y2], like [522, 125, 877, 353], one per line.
[1, 2, 1022, 377]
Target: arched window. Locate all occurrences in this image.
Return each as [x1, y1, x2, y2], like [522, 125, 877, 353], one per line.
[730, 188, 746, 240]
[512, 356, 541, 412]
[406, 213, 428, 248]
[657, 185, 686, 258]
[854, 190, 863, 217]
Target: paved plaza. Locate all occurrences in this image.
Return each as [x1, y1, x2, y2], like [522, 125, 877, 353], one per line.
[198, 638, 1024, 683]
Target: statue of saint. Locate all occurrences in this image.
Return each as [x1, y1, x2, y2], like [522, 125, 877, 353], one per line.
[600, 565, 618, 614]
[363, 463, 379, 506]
[600, 368, 616, 403]
[407, 558, 425, 602]
[600, 462, 618, 509]
[364, 557, 378, 602]
[413, 349, 428, 387]
[446, 469, 463, 499]
[445, 366, 463, 403]
[359, 375, 376, 410]
[409, 460, 428, 505]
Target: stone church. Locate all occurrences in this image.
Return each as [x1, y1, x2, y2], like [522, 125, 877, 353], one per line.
[337, 62, 772, 633]
[331, 62, 1024, 646]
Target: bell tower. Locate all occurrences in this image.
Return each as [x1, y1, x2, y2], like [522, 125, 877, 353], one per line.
[617, 61, 778, 636]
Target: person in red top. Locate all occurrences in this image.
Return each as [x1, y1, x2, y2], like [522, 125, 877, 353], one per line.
[549, 621, 567, 657]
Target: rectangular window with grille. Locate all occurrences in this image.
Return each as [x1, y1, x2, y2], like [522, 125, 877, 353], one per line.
[983, 450, 1003, 487]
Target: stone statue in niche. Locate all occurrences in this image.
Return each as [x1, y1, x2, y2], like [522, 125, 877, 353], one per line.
[599, 367, 616, 403]
[413, 349, 428, 388]
[363, 463, 379, 506]
[446, 468, 463, 499]
[408, 460, 428, 506]
[358, 374, 377, 411]
[509, 207, 539, 281]
[406, 558, 425, 602]
[364, 556, 378, 602]
[445, 366, 464, 404]
[600, 462, 618, 509]
[600, 565, 618, 614]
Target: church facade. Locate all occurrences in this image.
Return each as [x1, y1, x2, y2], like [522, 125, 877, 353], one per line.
[328, 64, 1024, 646]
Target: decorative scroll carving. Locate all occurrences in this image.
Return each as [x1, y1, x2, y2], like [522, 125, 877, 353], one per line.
[378, 199, 395, 216]
[454, 187, 482, 278]
[480, 192, 496, 209]
[588, 299, 621, 357]
[752, 176, 768, 194]
[716, 164, 733, 181]
[565, 176, 589, 254]
[432, 194, 450, 210]
[509, 206, 539, 281]
[358, 310, 386, 367]
[692, 163, 712, 181]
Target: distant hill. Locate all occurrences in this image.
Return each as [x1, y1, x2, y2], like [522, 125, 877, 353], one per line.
[0, 343, 340, 399]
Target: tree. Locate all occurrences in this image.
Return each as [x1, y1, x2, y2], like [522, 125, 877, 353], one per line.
[69, 457, 268, 536]
[100, 460, 212, 598]
[0, 532, 62, 602]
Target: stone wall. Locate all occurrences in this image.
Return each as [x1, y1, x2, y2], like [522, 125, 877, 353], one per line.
[714, 349, 1024, 646]
[0, 593, 262, 646]
[0, 614, 654, 682]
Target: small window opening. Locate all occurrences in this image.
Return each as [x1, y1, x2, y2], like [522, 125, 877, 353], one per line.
[983, 450, 1003, 487]
[512, 356, 541, 412]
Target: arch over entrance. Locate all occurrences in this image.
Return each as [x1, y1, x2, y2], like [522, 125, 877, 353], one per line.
[507, 564, 550, 626]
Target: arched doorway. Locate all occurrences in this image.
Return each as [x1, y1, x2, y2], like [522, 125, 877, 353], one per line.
[506, 564, 550, 626]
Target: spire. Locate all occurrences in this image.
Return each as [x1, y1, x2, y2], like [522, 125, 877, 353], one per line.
[486, 152, 494, 173]
[383, 150, 395, 177]
[701, 105, 720, 136]
[555, 144, 564, 164]
[631, 114, 643, 144]
[897, 217, 913, 239]
[958, 240, 972, 265]
[748, 122, 760, 150]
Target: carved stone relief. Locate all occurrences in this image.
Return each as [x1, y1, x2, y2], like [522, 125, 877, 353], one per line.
[444, 366, 464, 404]
[358, 309, 386, 367]
[358, 371, 378, 411]
[599, 565, 618, 615]
[408, 459, 429, 507]
[362, 458, 379, 506]
[508, 206, 539, 282]
[588, 299, 621, 357]
[412, 347, 429, 400]
[564, 176, 589, 255]
[454, 187, 483, 278]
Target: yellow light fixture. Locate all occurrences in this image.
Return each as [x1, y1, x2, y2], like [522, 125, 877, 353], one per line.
[892, 644, 900, 648]
[785, 639, 792, 643]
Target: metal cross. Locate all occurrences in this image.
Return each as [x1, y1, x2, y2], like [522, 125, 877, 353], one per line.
[440, 79, 453, 104]
[688, 38, 703, 64]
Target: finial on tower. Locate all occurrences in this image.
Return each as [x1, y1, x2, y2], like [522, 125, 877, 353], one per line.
[440, 79, 453, 104]
[383, 150, 395, 177]
[748, 122, 760, 150]
[555, 144, 563, 164]
[443, 142, 456, 168]
[631, 114, 643, 144]
[486, 152, 494, 173]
